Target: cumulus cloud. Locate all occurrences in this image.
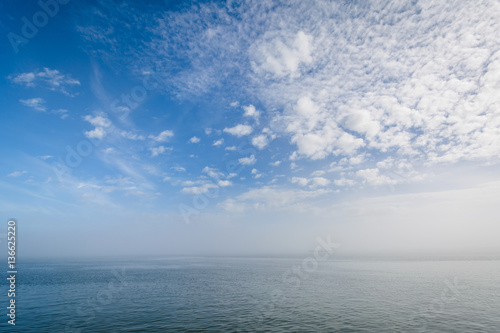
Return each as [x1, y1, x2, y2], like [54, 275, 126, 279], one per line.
[223, 124, 253, 137]
[239, 154, 256, 165]
[251, 134, 269, 150]
[149, 145, 172, 157]
[356, 168, 397, 186]
[85, 127, 106, 140]
[243, 104, 260, 120]
[149, 130, 174, 142]
[292, 176, 330, 187]
[213, 138, 224, 146]
[189, 136, 200, 143]
[84, 114, 112, 140]
[80, 0, 500, 187]
[218, 180, 232, 187]
[250, 30, 313, 78]
[84, 114, 111, 127]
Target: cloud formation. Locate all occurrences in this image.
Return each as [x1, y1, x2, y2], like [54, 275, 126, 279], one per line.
[10, 68, 80, 96]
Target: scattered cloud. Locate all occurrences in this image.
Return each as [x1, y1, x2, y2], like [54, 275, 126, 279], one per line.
[120, 131, 145, 140]
[7, 170, 27, 177]
[9, 68, 80, 96]
[213, 138, 224, 146]
[19, 98, 46, 111]
[239, 154, 256, 165]
[85, 127, 106, 139]
[189, 136, 200, 143]
[223, 124, 253, 137]
[149, 145, 172, 157]
[219, 186, 329, 212]
[84, 114, 111, 127]
[149, 130, 174, 142]
[243, 104, 260, 120]
[181, 183, 217, 194]
[251, 134, 269, 150]
[171, 166, 186, 172]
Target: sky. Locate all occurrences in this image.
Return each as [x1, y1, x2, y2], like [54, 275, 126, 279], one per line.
[1, 0, 500, 258]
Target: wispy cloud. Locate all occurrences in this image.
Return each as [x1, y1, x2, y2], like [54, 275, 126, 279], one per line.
[10, 68, 80, 96]
[7, 170, 27, 178]
[20, 98, 46, 111]
[213, 138, 224, 146]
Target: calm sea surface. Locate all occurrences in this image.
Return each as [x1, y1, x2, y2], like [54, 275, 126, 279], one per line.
[3, 258, 500, 332]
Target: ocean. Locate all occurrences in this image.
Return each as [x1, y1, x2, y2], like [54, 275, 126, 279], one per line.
[4, 257, 500, 332]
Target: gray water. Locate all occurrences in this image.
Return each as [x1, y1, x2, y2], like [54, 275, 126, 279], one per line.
[4, 258, 500, 332]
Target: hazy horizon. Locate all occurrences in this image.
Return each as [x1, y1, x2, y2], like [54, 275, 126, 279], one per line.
[2, 0, 500, 259]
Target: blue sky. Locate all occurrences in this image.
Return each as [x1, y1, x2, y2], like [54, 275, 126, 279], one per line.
[1, 0, 500, 257]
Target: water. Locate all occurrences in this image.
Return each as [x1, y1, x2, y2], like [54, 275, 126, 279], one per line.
[3, 258, 500, 332]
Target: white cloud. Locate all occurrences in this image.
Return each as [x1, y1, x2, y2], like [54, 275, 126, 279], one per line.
[218, 186, 329, 212]
[218, 180, 232, 187]
[202, 166, 224, 179]
[243, 104, 260, 119]
[223, 124, 253, 137]
[10, 68, 80, 96]
[250, 30, 313, 78]
[356, 168, 397, 186]
[189, 136, 200, 143]
[239, 154, 256, 165]
[251, 134, 269, 150]
[213, 138, 224, 146]
[85, 0, 500, 184]
[270, 161, 281, 166]
[311, 177, 330, 187]
[19, 98, 46, 111]
[291, 176, 330, 188]
[7, 170, 27, 177]
[334, 178, 356, 187]
[181, 183, 217, 194]
[84, 114, 111, 127]
[291, 177, 309, 187]
[149, 145, 172, 157]
[225, 146, 237, 151]
[120, 131, 145, 140]
[149, 130, 174, 142]
[171, 166, 186, 172]
[84, 127, 106, 139]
